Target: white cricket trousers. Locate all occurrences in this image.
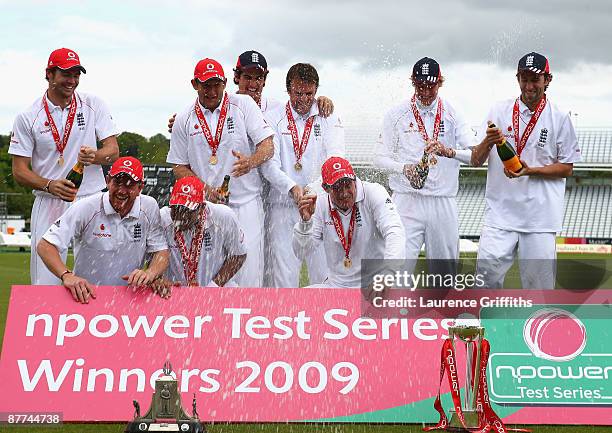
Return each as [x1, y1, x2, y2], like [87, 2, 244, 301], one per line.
[393, 192, 459, 276]
[30, 194, 72, 284]
[476, 226, 556, 289]
[230, 196, 264, 288]
[269, 204, 327, 288]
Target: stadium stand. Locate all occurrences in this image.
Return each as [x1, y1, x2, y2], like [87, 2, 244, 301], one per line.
[142, 125, 611, 243]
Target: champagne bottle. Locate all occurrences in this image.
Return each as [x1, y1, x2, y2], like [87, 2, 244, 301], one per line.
[217, 175, 230, 204]
[62, 161, 85, 202]
[410, 151, 430, 190]
[489, 123, 522, 172]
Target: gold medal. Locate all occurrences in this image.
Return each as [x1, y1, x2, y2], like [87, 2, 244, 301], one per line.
[57, 155, 64, 166]
[294, 161, 302, 171]
[343, 257, 352, 268]
[209, 155, 218, 165]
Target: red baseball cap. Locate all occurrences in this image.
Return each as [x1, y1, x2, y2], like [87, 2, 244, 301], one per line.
[321, 157, 356, 187]
[47, 48, 86, 73]
[170, 177, 206, 210]
[194, 58, 226, 83]
[109, 157, 143, 182]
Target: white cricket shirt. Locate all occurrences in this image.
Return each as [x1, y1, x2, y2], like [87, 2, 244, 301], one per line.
[262, 101, 345, 206]
[42, 192, 167, 286]
[167, 93, 274, 206]
[375, 97, 475, 197]
[292, 179, 406, 288]
[160, 203, 247, 286]
[476, 98, 581, 233]
[9, 92, 118, 197]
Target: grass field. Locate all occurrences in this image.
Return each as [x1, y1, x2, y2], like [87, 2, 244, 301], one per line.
[1, 249, 611, 433]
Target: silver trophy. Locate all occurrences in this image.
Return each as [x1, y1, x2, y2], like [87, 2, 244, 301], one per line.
[447, 325, 485, 432]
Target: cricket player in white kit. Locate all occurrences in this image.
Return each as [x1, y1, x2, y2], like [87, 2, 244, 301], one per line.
[37, 157, 169, 303]
[471, 52, 581, 289]
[262, 63, 345, 287]
[155, 176, 247, 297]
[9, 48, 119, 284]
[375, 57, 474, 275]
[167, 58, 274, 288]
[293, 157, 405, 288]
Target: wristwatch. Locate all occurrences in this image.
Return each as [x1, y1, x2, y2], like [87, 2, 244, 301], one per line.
[60, 270, 73, 282]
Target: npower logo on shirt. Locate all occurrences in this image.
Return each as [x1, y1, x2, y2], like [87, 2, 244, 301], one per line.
[483, 306, 611, 405]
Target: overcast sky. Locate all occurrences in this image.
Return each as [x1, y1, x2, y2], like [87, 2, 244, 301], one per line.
[2, 0, 611, 137]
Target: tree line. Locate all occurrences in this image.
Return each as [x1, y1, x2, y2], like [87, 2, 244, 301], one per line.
[0, 132, 170, 220]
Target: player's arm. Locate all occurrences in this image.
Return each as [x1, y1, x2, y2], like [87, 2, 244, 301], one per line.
[172, 164, 198, 179]
[371, 186, 406, 260]
[232, 135, 273, 177]
[292, 193, 323, 259]
[89, 135, 120, 165]
[374, 112, 405, 174]
[506, 161, 573, 179]
[37, 239, 96, 303]
[12, 155, 78, 202]
[471, 120, 503, 167]
[212, 254, 247, 287]
[123, 249, 170, 287]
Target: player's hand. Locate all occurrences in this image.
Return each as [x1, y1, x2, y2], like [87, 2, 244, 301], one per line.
[425, 141, 455, 159]
[150, 277, 174, 299]
[504, 159, 530, 178]
[317, 96, 334, 118]
[205, 183, 227, 204]
[231, 150, 253, 177]
[485, 121, 505, 148]
[298, 193, 317, 222]
[48, 179, 78, 201]
[122, 269, 154, 289]
[289, 185, 304, 205]
[168, 113, 177, 133]
[63, 273, 96, 304]
[78, 146, 96, 166]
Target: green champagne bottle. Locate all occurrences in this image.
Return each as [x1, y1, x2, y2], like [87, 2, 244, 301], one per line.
[217, 175, 230, 204]
[62, 161, 85, 202]
[489, 123, 522, 172]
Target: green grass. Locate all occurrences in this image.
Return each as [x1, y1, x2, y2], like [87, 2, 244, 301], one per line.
[1, 250, 611, 432]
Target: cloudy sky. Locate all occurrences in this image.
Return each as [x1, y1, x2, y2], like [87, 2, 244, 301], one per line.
[2, 0, 611, 137]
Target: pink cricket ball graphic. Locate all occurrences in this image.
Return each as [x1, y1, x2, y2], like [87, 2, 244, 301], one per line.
[523, 308, 587, 362]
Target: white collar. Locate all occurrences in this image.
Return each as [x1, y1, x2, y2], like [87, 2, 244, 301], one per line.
[415, 96, 438, 114]
[288, 100, 319, 121]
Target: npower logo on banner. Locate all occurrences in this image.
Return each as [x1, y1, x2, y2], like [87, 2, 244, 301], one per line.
[485, 306, 612, 405]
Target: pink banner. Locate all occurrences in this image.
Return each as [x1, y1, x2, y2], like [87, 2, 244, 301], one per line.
[0, 286, 610, 424]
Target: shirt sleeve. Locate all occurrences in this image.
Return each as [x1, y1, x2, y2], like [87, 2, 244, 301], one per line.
[92, 96, 118, 141]
[167, 112, 190, 165]
[368, 184, 406, 260]
[8, 113, 35, 158]
[42, 201, 88, 252]
[292, 196, 324, 260]
[259, 121, 297, 195]
[145, 201, 168, 253]
[221, 206, 248, 257]
[323, 113, 346, 159]
[243, 97, 274, 146]
[374, 110, 404, 174]
[556, 113, 581, 164]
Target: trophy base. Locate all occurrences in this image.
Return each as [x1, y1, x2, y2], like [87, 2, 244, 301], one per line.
[124, 419, 206, 432]
[446, 410, 480, 432]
